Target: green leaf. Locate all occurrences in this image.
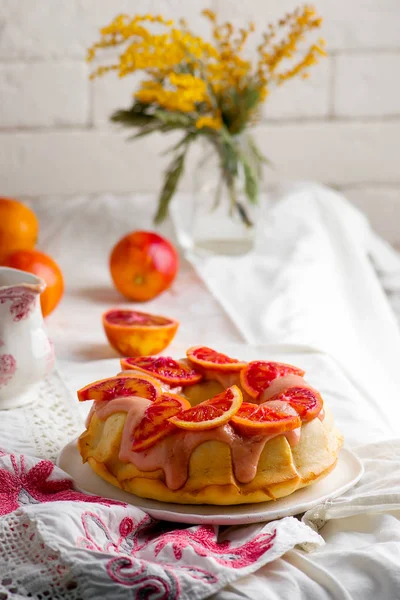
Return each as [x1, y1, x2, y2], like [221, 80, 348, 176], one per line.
[161, 131, 197, 156]
[153, 109, 193, 128]
[242, 87, 261, 111]
[154, 150, 187, 224]
[236, 202, 253, 227]
[218, 128, 239, 180]
[212, 175, 224, 211]
[241, 157, 259, 204]
[111, 104, 155, 128]
[127, 124, 162, 140]
[248, 134, 273, 168]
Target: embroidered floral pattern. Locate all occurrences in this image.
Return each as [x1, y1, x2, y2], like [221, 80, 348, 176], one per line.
[0, 286, 36, 321]
[153, 524, 277, 568]
[76, 510, 277, 598]
[0, 451, 124, 516]
[0, 450, 289, 600]
[0, 354, 16, 387]
[77, 511, 181, 597]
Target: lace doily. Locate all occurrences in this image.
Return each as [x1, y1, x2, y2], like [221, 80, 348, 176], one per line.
[0, 366, 83, 462]
[0, 511, 82, 600]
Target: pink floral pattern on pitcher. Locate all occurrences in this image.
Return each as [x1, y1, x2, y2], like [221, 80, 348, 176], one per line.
[0, 354, 16, 387]
[0, 286, 36, 321]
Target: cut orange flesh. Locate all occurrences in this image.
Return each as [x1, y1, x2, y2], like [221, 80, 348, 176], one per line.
[268, 386, 323, 422]
[132, 393, 191, 452]
[240, 361, 305, 399]
[168, 385, 243, 430]
[77, 375, 161, 403]
[102, 308, 179, 357]
[186, 346, 247, 372]
[231, 400, 301, 435]
[120, 356, 202, 386]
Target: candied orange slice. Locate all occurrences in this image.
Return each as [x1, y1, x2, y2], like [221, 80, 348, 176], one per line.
[77, 375, 161, 403]
[231, 401, 301, 436]
[186, 346, 247, 372]
[132, 393, 191, 452]
[169, 385, 243, 430]
[120, 356, 202, 386]
[240, 361, 305, 399]
[102, 308, 179, 357]
[268, 386, 323, 422]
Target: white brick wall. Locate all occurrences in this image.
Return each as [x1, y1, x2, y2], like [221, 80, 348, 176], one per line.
[0, 62, 89, 128]
[1, 0, 400, 244]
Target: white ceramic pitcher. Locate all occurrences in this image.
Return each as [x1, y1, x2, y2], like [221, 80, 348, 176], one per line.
[0, 267, 54, 409]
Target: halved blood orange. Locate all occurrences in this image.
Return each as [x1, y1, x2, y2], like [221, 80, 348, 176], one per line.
[120, 356, 202, 386]
[186, 346, 247, 372]
[240, 361, 305, 399]
[102, 308, 179, 357]
[268, 386, 323, 422]
[77, 375, 161, 403]
[168, 385, 243, 430]
[231, 401, 301, 436]
[132, 393, 191, 452]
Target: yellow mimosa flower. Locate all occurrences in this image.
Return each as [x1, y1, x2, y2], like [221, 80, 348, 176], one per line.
[195, 115, 223, 130]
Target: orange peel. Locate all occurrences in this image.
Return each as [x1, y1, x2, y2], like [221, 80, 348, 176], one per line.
[169, 385, 243, 430]
[120, 356, 202, 386]
[231, 400, 301, 435]
[240, 361, 305, 399]
[186, 346, 247, 372]
[77, 374, 161, 403]
[132, 393, 191, 452]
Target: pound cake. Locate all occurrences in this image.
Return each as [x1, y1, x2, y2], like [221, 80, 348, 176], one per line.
[77, 346, 343, 505]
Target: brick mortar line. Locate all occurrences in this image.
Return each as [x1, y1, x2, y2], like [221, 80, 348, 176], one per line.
[3, 115, 400, 133]
[328, 48, 400, 56]
[0, 58, 88, 65]
[1, 47, 400, 65]
[21, 183, 400, 199]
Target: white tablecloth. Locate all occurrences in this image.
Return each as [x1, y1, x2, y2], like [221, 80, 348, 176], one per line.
[2, 184, 400, 599]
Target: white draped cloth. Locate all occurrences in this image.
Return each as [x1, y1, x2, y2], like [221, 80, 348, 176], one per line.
[1, 183, 400, 599]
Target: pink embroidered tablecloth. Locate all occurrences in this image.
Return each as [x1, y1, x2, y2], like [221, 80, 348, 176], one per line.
[0, 446, 322, 599]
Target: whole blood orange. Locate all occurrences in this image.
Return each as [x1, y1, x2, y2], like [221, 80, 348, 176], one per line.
[3, 249, 64, 318]
[103, 309, 179, 356]
[110, 231, 178, 302]
[0, 198, 38, 263]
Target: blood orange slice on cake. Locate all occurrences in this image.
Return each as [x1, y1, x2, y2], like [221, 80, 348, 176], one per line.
[186, 346, 247, 372]
[77, 375, 161, 402]
[231, 401, 301, 435]
[169, 385, 243, 430]
[268, 386, 323, 422]
[132, 393, 191, 452]
[240, 361, 305, 399]
[120, 356, 202, 386]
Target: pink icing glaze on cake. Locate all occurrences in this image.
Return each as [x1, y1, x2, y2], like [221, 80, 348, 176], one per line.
[90, 395, 301, 490]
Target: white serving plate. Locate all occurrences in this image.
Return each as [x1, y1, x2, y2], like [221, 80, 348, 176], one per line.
[57, 440, 363, 525]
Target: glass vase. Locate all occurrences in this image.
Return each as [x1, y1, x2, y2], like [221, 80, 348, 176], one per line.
[171, 133, 260, 256]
